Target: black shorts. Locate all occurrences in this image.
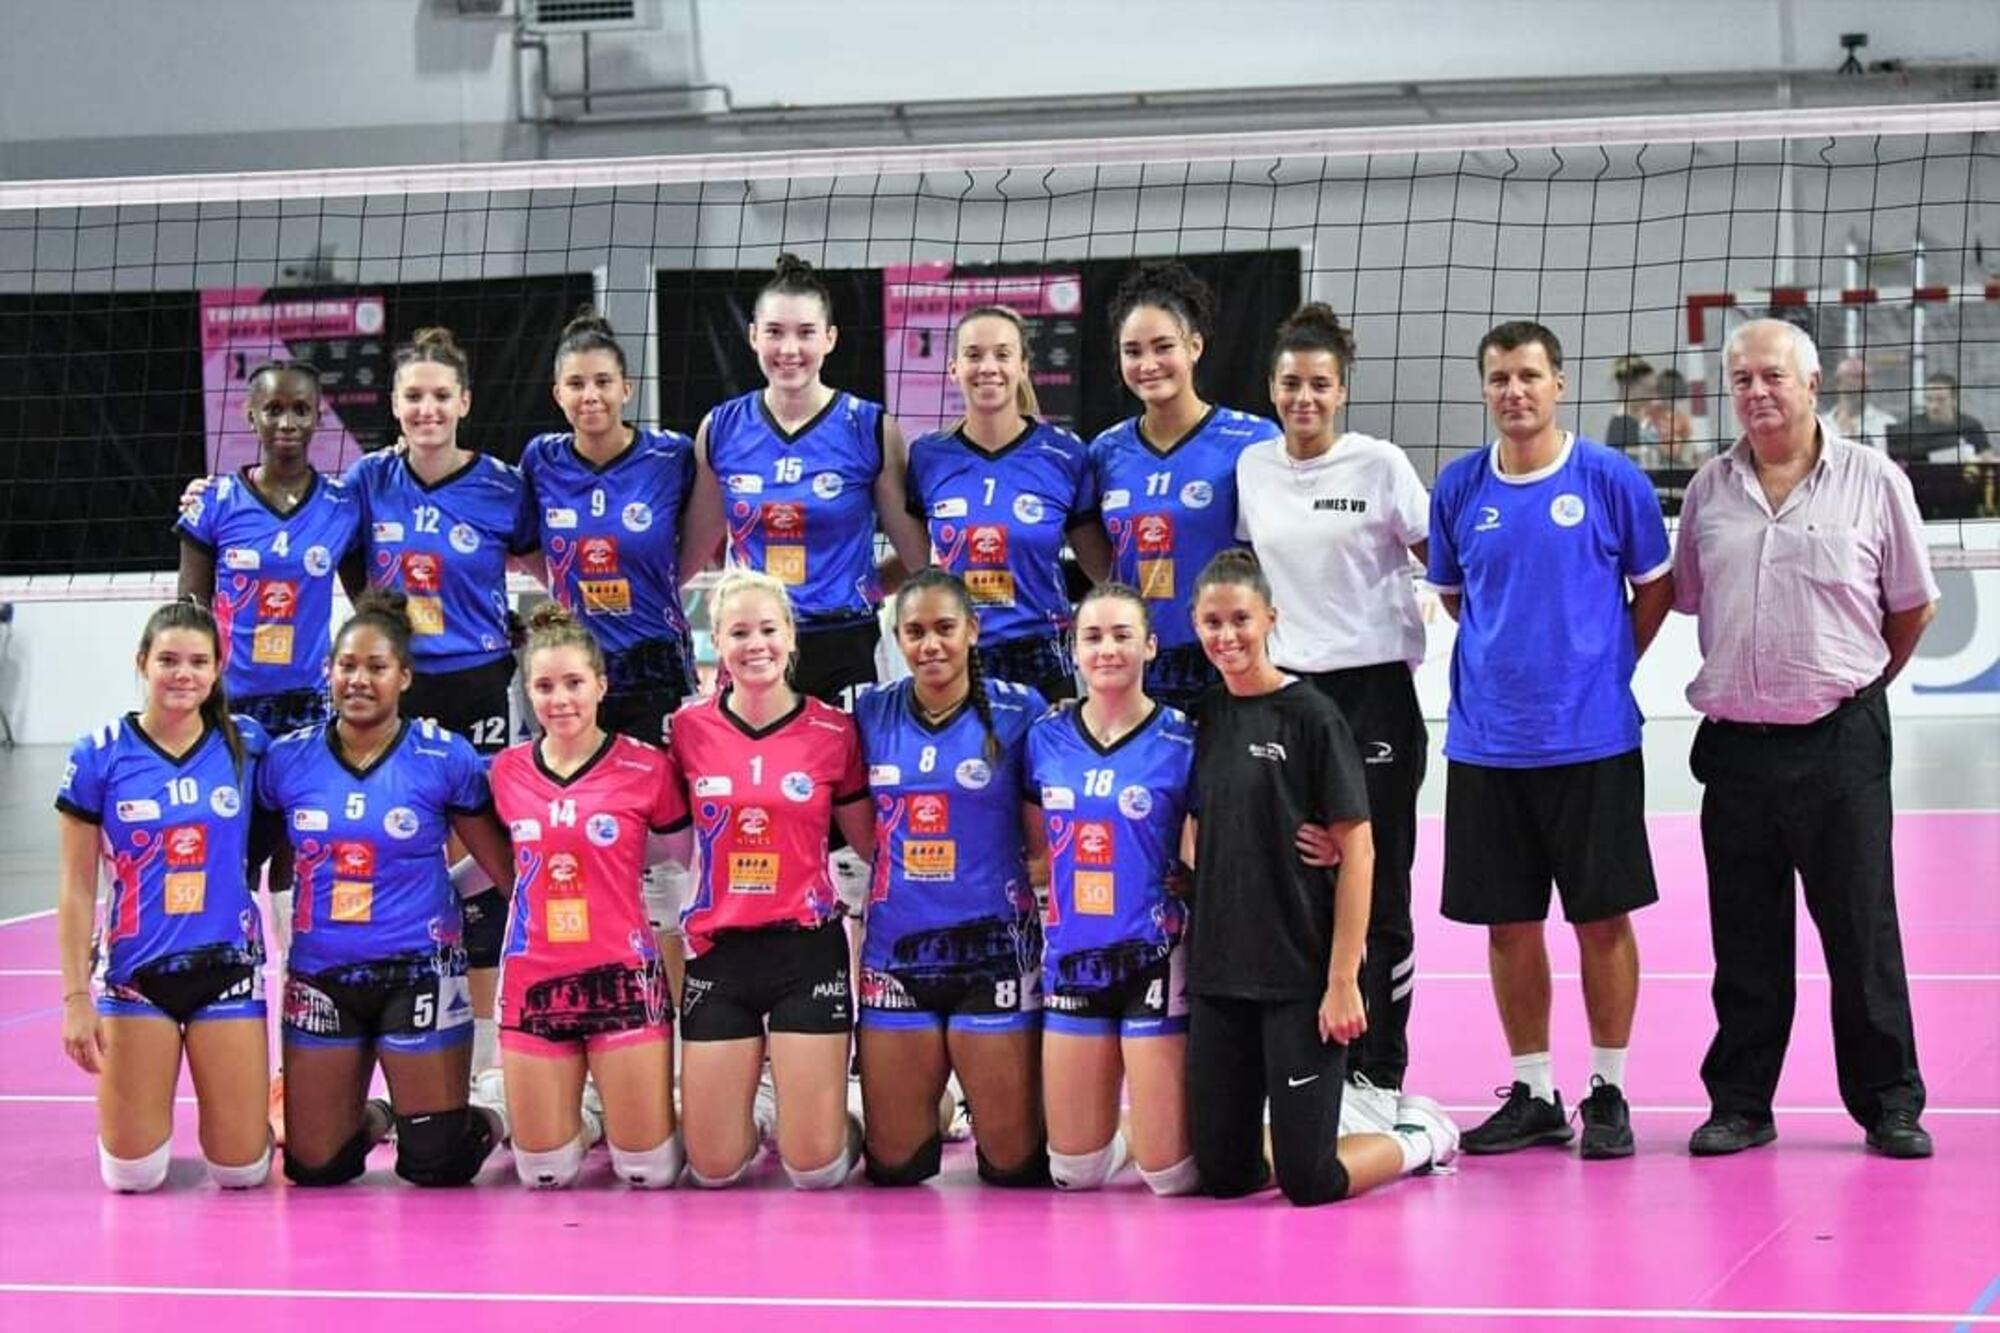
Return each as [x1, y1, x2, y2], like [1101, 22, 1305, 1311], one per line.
[1043, 943, 1187, 1037]
[406, 655, 515, 755]
[679, 921, 852, 1042]
[793, 617, 881, 707]
[1144, 644, 1219, 712]
[504, 960, 672, 1042]
[975, 633, 1075, 701]
[237, 687, 329, 736]
[99, 944, 264, 1024]
[599, 637, 696, 747]
[283, 952, 474, 1054]
[1441, 750, 1659, 925]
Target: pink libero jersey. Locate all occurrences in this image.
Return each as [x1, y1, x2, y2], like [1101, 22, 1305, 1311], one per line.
[667, 691, 868, 955]
[489, 733, 689, 1028]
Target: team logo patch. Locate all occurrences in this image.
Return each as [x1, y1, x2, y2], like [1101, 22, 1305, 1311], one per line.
[868, 763, 903, 787]
[726, 473, 764, 495]
[402, 551, 442, 593]
[383, 806, 420, 840]
[810, 471, 843, 501]
[1012, 493, 1046, 524]
[1549, 493, 1586, 528]
[545, 507, 578, 530]
[372, 521, 405, 543]
[332, 841, 375, 878]
[1075, 819, 1115, 866]
[1117, 784, 1153, 819]
[258, 580, 298, 621]
[780, 771, 815, 803]
[736, 806, 772, 840]
[968, 524, 1009, 565]
[621, 501, 653, 533]
[448, 523, 481, 554]
[585, 812, 620, 847]
[578, 536, 619, 575]
[303, 545, 333, 577]
[116, 799, 162, 822]
[1101, 488, 1131, 512]
[1041, 785, 1075, 811]
[509, 818, 542, 841]
[1135, 513, 1174, 554]
[548, 851, 582, 887]
[222, 547, 261, 571]
[908, 792, 950, 835]
[954, 758, 992, 791]
[293, 808, 329, 832]
[693, 776, 733, 798]
[209, 785, 242, 818]
[762, 502, 806, 537]
[930, 497, 968, 520]
[164, 824, 208, 867]
[1180, 479, 1214, 509]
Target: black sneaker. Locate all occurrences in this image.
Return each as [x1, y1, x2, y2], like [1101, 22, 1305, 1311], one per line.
[1461, 1082, 1573, 1155]
[1865, 1108, 1934, 1159]
[1576, 1076, 1635, 1159]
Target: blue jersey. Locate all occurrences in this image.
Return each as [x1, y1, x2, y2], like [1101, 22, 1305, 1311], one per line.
[56, 715, 269, 985]
[1026, 703, 1193, 991]
[1427, 435, 1672, 766]
[521, 428, 697, 652]
[852, 677, 1044, 975]
[256, 718, 492, 973]
[706, 390, 884, 626]
[1091, 408, 1280, 650]
[342, 450, 537, 673]
[175, 470, 364, 698]
[905, 420, 1096, 644]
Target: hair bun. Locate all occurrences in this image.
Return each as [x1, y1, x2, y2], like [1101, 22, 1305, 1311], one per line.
[350, 587, 413, 631]
[560, 305, 615, 340]
[524, 601, 578, 634]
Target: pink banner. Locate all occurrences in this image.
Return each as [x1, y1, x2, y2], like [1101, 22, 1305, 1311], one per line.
[200, 288, 388, 475]
[882, 263, 1083, 435]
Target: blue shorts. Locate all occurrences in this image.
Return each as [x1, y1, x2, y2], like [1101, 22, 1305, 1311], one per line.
[283, 951, 473, 1053]
[1042, 943, 1188, 1038]
[98, 945, 266, 1025]
[858, 964, 1041, 1035]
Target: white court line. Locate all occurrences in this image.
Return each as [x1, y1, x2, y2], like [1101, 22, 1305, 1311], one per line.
[0, 1282, 1992, 1325]
[0, 908, 54, 927]
[0, 969, 59, 976]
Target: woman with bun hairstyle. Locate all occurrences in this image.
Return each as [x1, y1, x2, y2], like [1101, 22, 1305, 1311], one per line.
[254, 590, 515, 1187]
[481, 603, 691, 1188]
[904, 304, 1112, 700]
[56, 600, 274, 1193]
[1233, 303, 1433, 1135]
[1088, 261, 1280, 709]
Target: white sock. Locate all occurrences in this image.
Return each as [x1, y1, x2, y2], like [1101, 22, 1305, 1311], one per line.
[1049, 1135, 1128, 1191]
[1590, 1045, 1628, 1090]
[471, 1017, 500, 1075]
[1137, 1154, 1201, 1197]
[1394, 1127, 1434, 1174]
[205, 1138, 273, 1189]
[1511, 1051, 1556, 1103]
[688, 1145, 760, 1189]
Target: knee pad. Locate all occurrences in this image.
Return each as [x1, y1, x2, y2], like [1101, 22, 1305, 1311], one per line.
[282, 1125, 376, 1187]
[784, 1116, 861, 1192]
[1049, 1135, 1127, 1191]
[610, 1133, 684, 1190]
[394, 1107, 497, 1188]
[863, 1132, 943, 1188]
[99, 1139, 172, 1194]
[513, 1132, 588, 1190]
[459, 887, 507, 968]
[205, 1138, 273, 1190]
[687, 1145, 759, 1189]
[642, 863, 690, 933]
[1137, 1153, 1201, 1197]
[976, 1141, 1052, 1189]
[1278, 1158, 1350, 1208]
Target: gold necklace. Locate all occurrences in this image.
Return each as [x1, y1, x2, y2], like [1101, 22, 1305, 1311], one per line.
[339, 724, 397, 771]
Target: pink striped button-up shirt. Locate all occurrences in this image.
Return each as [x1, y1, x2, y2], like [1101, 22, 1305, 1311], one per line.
[1671, 419, 1939, 725]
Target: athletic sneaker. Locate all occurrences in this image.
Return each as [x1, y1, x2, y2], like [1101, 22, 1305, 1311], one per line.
[753, 1066, 779, 1146]
[1338, 1072, 1401, 1137]
[1576, 1075, 1635, 1160]
[580, 1104, 606, 1151]
[470, 1066, 510, 1143]
[1460, 1082, 1574, 1155]
[943, 1071, 973, 1142]
[1392, 1093, 1461, 1173]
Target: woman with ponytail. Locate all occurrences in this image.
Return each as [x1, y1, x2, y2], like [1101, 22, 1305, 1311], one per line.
[56, 600, 273, 1193]
[850, 567, 1050, 1188]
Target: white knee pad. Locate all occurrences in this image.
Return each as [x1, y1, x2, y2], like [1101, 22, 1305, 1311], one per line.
[99, 1138, 172, 1194]
[512, 1132, 587, 1190]
[687, 1145, 759, 1189]
[1137, 1153, 1201, 1197]
[643, 863, 691, 933]
[783, 1116, 861, 1192]
[1050, 1135, 1128, 1191]
[205, 1139, 273, 1190]
[829, 848, 870, 914]
[610, 1133, 685, 1190]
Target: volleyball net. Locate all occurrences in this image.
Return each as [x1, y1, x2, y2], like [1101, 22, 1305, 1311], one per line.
[2, 101, 1996, 599]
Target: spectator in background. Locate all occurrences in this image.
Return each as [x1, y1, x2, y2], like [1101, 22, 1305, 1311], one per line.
[1826, 357, 1898, 454]
[1604, 356, 1655, 459]
[1641, 369, 1701, 471]
[1894, 372, 1991, 462]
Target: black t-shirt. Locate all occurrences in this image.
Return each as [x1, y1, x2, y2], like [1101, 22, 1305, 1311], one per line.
[1187, 680, 1370, 1002]
[1603, 414, 1644, 456]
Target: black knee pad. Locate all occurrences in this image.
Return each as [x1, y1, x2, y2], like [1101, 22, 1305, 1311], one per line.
[975, 1141, 1052, 1189]
[394, 1107, 497, 1188]
[282, 1126, 374, 1187]
[1278, 1159, 1350, 1208]
[1203, 1155, 1273, 1199]
[863, 1133, 943, 1188]
[459, 888, 507, 969]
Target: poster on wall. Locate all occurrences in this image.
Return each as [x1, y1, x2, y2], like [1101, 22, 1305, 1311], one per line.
[882, 262, 1083, 435]
[200, 288, 389, 474]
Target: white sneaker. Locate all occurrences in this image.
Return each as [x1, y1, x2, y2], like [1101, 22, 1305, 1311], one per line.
[1338, 1072, 1401, 1137]
[470, 1066, 510, 1143]
[580, 1104, 606, 1151]
[942, 1071, 971, 1142]
[1393, 1093, 1462, 1172]
[581, 1075, 605, 1122]
[753, 1065, 779, 1146]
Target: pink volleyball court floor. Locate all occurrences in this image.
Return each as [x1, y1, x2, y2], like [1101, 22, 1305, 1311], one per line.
[1, 811, 1994, 1331]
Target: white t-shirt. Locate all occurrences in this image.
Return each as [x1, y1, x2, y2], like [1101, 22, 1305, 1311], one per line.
[1234, 432, 1429, 672]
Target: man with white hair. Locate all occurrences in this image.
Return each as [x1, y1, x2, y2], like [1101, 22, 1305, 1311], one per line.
[1672, 318, 1937, 1160]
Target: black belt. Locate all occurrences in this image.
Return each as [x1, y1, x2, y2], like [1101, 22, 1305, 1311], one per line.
[1709, 679, 1884, 734]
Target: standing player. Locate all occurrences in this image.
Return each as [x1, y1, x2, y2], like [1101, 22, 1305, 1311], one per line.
[667, 571, 875, 1190]
[56, 601, 273, 1192]
[1027, 584, 1198, 1195]
[1428, 321, 1673, 1160]
[1183, 551, 1459, 1205]
[1235, 304, 1432, 1135]
[852, 568, 1049, 1188]
[905, 306, 1112, 700]
[681, 253, 930, 706]
[344, 326, 538, 1085]
[486, 604, 691, 1188]
[1090, 261, 1280, 708]
[256, 591, 515, 1187]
